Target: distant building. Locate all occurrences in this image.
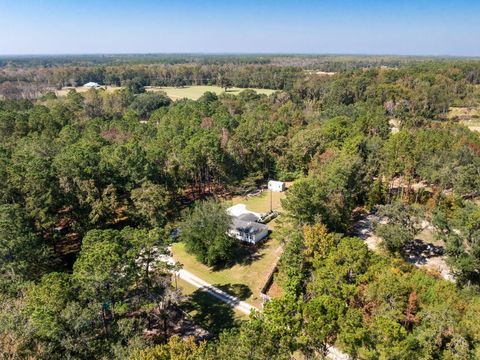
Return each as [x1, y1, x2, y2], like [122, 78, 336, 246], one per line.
[84, 82, 101, 88]
[268, 180, 285, 192]
[226, 204, 269, 244]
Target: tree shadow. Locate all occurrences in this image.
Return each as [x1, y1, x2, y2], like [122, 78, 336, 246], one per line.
[212, 234, 271, 271]
[404, 239, 444, 265]
[181, 288, 240, 335]
[214, 283, 252, 301]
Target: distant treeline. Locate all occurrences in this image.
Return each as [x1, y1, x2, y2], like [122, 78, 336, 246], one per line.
[2, 53, 480, 68]
[0, 54, 274, 67]
[2, 55, 480, 95]
[0, 63, 303, 91]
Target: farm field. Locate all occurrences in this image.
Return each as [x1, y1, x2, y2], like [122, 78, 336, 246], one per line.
[55, 85, 276, 100]
[145, 85, 276, 100]
[55, 85, 122, 96]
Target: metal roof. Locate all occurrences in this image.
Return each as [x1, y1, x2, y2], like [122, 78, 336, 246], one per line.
[230, 217, 268, 235]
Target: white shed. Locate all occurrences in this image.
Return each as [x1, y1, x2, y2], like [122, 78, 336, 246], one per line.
[84, 82, 101, 88]
[268, 180, 285, 192]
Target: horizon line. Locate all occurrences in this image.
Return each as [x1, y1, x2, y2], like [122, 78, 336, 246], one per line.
[0, 52, 480, 59]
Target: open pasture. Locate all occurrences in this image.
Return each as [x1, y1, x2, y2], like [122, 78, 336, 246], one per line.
[145, 85, 276, 100]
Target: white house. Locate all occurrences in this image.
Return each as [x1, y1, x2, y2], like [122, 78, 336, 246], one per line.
[226, 204, 269, 244]
[268, 180, 285, 192]
[228, 215, 269, 244]
[84, 82, 101, 88]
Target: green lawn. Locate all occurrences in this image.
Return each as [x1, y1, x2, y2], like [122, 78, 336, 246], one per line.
[145, 85, 276, 100]
[177, 278, 248, 335]
[174, 276, 198, 296]
[172, 237, 282, 308]
[228, 188, 287, 214]
[177, 278, 248, 320]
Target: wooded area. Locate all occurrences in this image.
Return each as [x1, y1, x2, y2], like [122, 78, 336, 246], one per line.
[0, 55, 479, 359]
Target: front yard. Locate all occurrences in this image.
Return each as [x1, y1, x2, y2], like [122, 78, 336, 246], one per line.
[173, 187, 287, 314]
[175, 278, 249, 335]
[172, 236, 283, 308]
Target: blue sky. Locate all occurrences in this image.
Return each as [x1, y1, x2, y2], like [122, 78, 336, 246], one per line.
[0, 0, 479, 56]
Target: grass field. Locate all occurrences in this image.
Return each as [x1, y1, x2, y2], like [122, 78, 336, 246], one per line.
[448, 106, 480, 132]
[145, 85, 276, 100]
[228, 188, 286, 214]
[55, 85, 276, 101]
[172, 236, 282, 308]
[462, 119, 480, 133]
[228, 181, 292, 213]
[178, 280, 248, 335]
[55, 86, 122, 97]
[176, 277, 248, 335]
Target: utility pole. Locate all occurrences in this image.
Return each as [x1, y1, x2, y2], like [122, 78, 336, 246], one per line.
[270, 186, 273, 213]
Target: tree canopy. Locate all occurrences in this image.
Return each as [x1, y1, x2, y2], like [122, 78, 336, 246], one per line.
[0, 55, 480, 359]
[180, 200, 235, 267]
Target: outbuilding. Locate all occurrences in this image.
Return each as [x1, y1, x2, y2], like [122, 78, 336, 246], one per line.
[268, 180, 285, 192]
[84, 82, 101, 88]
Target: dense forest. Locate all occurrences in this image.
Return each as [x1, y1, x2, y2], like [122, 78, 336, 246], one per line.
[1, 55, 480, 359]
[2, 54, 480, 99]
